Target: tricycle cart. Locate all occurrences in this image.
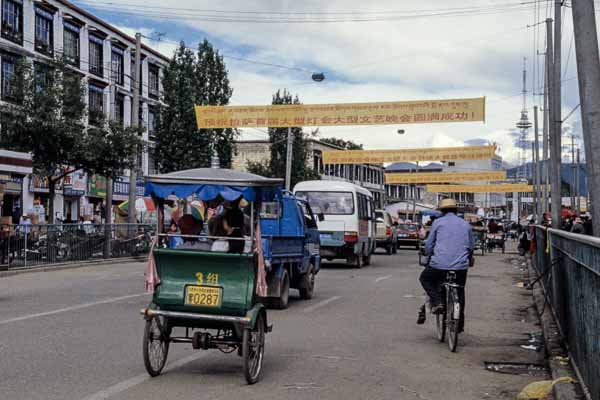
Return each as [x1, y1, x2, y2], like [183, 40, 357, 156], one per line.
[472, 228, 486, 256]
[486, 233, 505, 253]
[141, 168, 282, 384]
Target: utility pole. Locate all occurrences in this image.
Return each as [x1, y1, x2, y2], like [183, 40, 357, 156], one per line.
[533, 106, 541, 222]
[285, 127, 293, 190]
[576, 147, 581, 215]
[129, 32, 142, 225]
[572, 0, 600, 234]
[543, 35, 550, 217]
[550, 2, 562, 229]
[569, 135, 576, 210]
[531, 142, 538, 221]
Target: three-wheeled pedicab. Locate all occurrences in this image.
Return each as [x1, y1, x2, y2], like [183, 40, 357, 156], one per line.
[141, 168, 283, 384]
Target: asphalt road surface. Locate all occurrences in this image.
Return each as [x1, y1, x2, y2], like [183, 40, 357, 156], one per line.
[0, 247, 546, 400]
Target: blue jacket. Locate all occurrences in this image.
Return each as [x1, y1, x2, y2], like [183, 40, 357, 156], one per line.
[425, 212, 474, 270]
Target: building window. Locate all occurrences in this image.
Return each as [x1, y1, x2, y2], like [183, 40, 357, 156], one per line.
[148, 64, 159, 98]
[63, 22, 80, 67]
[147, 106, 156, 139]
[1, 54, 17, 100]
[34, 8, 53, 55]
[1, 0, 22, 44]
[114, 93, 124, 125]
[111, 46, 124, 86]
[89, 34, 104, 77]
[88, 83, 105, 125]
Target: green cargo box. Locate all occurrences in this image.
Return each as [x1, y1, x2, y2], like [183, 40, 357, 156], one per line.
[153, 248, 256, 317]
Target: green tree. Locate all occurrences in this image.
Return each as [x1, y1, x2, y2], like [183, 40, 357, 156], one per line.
[4, 58, 86, 223]
[195, 39, 236, 168]
[247, 89, 319, 187]
[319, 137, 363, 150]
[155, 40, 237, 172]
[3, 57, 141, 223]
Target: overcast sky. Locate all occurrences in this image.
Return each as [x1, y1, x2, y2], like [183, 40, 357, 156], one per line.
[74, 0, 585, 166]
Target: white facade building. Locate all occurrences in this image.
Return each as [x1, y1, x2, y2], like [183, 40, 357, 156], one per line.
[0, 0, 168, 220]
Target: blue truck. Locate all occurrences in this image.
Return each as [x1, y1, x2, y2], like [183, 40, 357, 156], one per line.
[259, 193, 321, 309]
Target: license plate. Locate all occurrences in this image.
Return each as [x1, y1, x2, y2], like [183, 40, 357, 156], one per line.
[184, 285, 222, 307]
[320, 234, 332, 241]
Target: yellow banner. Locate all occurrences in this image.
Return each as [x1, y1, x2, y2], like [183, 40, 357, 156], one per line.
[426, 184, 534, 193]
[386, 171, 506, 184]
[195, 97, 486, 129]
[322, 145, 496, 164]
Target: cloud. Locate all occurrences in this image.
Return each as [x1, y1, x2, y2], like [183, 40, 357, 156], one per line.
[78, 0, 584, 165]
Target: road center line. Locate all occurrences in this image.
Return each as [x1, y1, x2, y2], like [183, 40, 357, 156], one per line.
[0, 293, 148, 326]
[303, 296, 341, 313]
[375, 275, 392, 283]
[83, 353, 204, 400]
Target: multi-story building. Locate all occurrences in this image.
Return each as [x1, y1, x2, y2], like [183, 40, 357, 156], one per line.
[233, 139, 386, 208]
[441, 156, 505, 212]
[0, 0, 168, 220]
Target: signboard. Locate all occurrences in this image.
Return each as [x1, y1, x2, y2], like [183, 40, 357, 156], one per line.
[88, 175, 107, 197]
[63, 171, 87, 196]
[30, 175, 63, 193]
[195, 97, 486, 129]
[322, 145, 496, 165]
[1, 175, 23, 194]
[426, 184, 534, 193]
[113, 176, 144, 200]
[385, 170, 506, 184]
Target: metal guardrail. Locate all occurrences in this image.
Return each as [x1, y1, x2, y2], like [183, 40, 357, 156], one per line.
[534, 226, 599, 400]
[0, 223, 154, 270]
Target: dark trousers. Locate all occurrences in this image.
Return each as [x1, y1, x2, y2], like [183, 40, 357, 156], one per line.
[419, 267, 468, 322]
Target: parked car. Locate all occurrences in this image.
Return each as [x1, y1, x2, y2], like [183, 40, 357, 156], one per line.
[397, 223, 421, 249]
[375, 210, 397, 255]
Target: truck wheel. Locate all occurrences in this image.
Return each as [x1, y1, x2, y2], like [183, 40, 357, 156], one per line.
[273, 270, 290, 309]
[362, 253, 371, 266]
[392, 242, 398, 254]
[299, 265, 315, 300]
[386, 244, 392, 255]
[346, 254, 362, 269]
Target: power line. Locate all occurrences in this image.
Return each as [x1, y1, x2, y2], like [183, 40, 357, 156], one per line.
[74, 1, 545, 23]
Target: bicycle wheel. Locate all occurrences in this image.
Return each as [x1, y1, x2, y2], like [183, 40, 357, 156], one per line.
[435, 290, 446, 342]
[447, 288, 460, 352]
[143, 316, 170, 377]
[243, 313, 265, 384]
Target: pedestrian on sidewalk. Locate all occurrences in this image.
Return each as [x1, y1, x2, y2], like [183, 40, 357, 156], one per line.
[417, 199, 474, 332]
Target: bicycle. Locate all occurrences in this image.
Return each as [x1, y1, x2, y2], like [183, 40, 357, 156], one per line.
[434, 271, 463, 352]
[418, 249, 465, 352]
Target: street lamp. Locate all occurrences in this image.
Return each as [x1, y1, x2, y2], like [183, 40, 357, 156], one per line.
[311, 72, 325, 82]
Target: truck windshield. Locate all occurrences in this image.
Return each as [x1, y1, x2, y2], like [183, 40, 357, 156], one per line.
[295, 191, 354, 215]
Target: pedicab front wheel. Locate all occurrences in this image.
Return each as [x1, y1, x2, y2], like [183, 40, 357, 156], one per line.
[243, 313, 265, 384]
[143, 316, 170, 377]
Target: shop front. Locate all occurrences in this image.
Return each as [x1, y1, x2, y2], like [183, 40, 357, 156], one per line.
[62, 170, 87, 222]
[0, 150, 33, 224]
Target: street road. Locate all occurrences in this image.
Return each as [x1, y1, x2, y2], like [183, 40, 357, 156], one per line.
[0, 248, 545, 400]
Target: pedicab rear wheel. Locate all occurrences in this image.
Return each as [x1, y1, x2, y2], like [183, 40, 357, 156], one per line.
[243, 313, 265, 384]
[143, 316, 170, 377]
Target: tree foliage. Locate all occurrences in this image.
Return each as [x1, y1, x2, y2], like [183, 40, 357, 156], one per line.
[246, 89, 320, 187]
[2, 57, 141, 222]
[319, 137, 363, 150]
[155, 40, 236, 173]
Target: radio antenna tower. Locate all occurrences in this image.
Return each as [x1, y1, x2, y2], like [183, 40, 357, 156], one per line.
[515, 57, 532, 180]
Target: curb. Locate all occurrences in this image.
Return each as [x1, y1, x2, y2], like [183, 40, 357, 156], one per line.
[0, 257, 146, 278]
[527, 256, 584, 400]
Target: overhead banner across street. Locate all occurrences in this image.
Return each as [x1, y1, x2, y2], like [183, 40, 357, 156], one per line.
[322, 145, 496, 165]
[385, 171, 507, 184]
[195, 97, 486, 129]
[426, 184, 534, 193]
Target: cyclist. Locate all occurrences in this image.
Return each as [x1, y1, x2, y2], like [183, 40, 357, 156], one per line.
[417, 198, 473, 332]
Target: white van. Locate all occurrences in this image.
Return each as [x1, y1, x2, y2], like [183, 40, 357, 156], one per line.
[294, 180, 376, 268]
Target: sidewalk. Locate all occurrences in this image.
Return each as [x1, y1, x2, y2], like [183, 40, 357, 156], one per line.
[451, 247, 551, 399]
